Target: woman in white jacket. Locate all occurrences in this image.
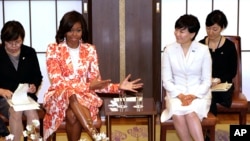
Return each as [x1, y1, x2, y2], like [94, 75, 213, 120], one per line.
[161, 14, 212, 141]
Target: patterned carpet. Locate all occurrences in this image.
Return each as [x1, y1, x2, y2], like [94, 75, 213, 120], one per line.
[54, 124, 229, 141]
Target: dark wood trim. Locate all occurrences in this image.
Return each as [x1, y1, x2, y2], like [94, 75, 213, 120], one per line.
[82, 0, 93, 43]
[153, 0, 162, 113]
[248, 102, 250, 113]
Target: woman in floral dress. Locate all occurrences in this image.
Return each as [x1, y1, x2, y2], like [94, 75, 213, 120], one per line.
[43, 10, 143, 141]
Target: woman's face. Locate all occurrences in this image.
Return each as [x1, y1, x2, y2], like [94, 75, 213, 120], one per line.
[174, 28, 194, 45]
[206, 24, 222, 40]
[4, 36, 23, 55]
[66, 22, 82, 48]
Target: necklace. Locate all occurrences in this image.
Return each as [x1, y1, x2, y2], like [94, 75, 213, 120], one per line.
[208, 36, 222, 52]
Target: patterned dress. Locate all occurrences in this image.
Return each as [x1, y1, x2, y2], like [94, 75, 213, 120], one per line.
[43, 42, 119, 139]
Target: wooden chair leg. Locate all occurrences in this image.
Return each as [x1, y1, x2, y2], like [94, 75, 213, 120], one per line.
[240, 111, 247, 125]
[52, 133, 56, 141]
[160, 126, 166, 141]
[209, 127, 215, 141]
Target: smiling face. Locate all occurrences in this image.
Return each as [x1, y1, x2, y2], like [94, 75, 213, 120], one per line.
[65, 22, 82, 48]
[174, 27, 195, 46]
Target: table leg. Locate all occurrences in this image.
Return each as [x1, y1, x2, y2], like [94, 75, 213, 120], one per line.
[148, 115, 155, 141]
[152, 115, 155, 141]
[106, 116, 111, 139]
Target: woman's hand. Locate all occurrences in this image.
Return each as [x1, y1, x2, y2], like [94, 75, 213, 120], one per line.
[177, 94, 187, 106]
[178, 94, 196, 106]
[89, 79, 111, 90]
[184, 94, 196, 106]
[119, 74, 143, 93]
[0, 88, 13, 99]
[28, 84, 37, 93]
[211, 78, 221, 87]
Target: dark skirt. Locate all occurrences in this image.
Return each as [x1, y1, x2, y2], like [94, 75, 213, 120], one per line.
[0, 98, 10, 137]
[209, 84, 234, 115]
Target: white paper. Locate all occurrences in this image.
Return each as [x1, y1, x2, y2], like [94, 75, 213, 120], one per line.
[7, 83, 40, 111]
[109, 108, 118, 111]
[9, 97, 40, 111]
[12, 83, 30, 105]
[211, 83, 232, 92]
[113, 97, 136, 102]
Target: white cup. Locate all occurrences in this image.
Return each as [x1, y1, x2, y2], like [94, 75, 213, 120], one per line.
[135, 92, 143, 108]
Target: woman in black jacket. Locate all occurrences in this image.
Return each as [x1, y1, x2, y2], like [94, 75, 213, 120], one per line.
[199, 10, 237, 116]
[0, 20, 43, 141]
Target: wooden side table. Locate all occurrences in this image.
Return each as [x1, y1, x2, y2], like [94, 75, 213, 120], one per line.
[104, 97, 157, 141]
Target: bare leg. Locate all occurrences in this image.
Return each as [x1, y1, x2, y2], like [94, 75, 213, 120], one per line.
[172, 115, 192, 141]
[24, 110, 39, 124]
[68, 95, 97, 139]
[24, 110, 39, 137]
[9, 108, 23, 141]
[65, 108, 82, 141]
[186, 112, 204, 141]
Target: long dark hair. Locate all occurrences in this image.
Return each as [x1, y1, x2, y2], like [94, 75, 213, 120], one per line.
[55, 10, 88, 43]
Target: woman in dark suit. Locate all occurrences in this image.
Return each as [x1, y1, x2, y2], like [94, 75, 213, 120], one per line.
[199, 10, 237, 116]
[0, 20, 43, 141]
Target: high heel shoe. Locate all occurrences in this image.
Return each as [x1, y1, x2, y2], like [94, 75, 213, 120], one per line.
[86, 119, 98, 138]
[87, 119, 109, 141]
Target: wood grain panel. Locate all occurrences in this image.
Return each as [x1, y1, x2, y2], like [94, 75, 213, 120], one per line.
[91, 0, 120, 82]
[125, 0, 153, 97]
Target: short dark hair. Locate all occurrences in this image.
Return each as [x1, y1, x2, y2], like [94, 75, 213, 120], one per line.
[175, 14, 200, 41]
[1, 20, 25, 44]
[56, 10, 88, 43]
[205, 10, 228, 29]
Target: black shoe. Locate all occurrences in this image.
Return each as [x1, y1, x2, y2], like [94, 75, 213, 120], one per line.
[205, 134, 210, 141]
[0, 131, 10, 137]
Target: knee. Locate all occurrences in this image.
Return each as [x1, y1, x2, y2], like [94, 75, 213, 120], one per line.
[25, 110, 39, 124]
[186, 112, 199, 119]
[9, 107, 22, 120]
[69, 95, 77, 103]
[66, 108, 78, 125]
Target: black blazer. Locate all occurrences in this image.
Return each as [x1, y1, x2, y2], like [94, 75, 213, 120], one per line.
[0, 44, 43, 101]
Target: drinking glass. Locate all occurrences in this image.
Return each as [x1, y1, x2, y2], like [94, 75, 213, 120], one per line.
[118, 91, 127, 108]
[134, 92, 143, 108]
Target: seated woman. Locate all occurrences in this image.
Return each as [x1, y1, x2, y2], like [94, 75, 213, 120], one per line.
[43, 10, 143, 141]
[199, 10, 237, 116]
[161, 14, 212, 141]
[0, 20, 43, 141]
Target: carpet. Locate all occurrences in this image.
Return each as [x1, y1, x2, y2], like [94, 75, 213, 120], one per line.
[53, 124, 230, 141]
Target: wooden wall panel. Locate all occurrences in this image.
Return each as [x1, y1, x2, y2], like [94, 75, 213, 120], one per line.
[125, 0, 153, 98]
[91, 0, 120, 82]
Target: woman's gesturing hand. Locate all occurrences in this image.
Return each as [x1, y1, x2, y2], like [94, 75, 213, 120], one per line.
[119, 74, 143, 93]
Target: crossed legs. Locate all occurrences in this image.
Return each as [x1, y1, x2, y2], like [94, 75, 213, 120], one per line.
[173, 112, 204, 141]
[66, 95, 98, 141]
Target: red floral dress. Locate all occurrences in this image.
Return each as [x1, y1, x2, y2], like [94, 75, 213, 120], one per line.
[43, 42, 119, 139]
